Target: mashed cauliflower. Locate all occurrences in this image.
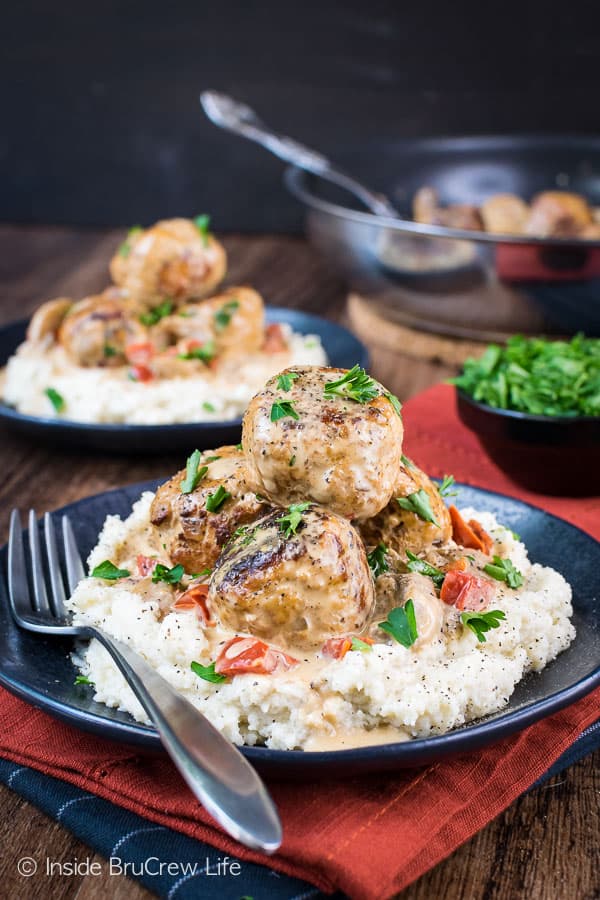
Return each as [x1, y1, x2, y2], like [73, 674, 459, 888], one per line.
[66, 494, 575, 751]
[1, 326, 327, 424]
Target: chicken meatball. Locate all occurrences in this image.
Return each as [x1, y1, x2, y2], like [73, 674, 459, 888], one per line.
[480, 194, 529, 235]
[109, 218, 227, 308]
[156, 286, 265, 359]
[242, 365, 404, 520]
[58, 291, 147, 367]
[359, 459, 452, 556]
[208, 505, 375, 651]
[149, 445, 266, 573]
[27, 297, 73, 343]
[525, 191, 593, 237]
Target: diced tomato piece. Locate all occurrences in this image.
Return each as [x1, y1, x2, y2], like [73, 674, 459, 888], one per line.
[449, 506, 493, 555]
[125, 341, 155, 365]
[129, 364, 154, 382]
[172, 584, 212, 624]
[440, 570, 496, 611]
[137, 554, 158, 576]
[215, 636, 299, 676]
[262, 323, 288, 353]
[322, 637, 353, 660]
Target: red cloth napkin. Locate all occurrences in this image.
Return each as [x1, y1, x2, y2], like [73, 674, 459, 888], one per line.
[1, 383, 598, 900]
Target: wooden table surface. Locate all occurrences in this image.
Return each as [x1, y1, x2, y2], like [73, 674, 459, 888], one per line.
[0, 225, 597, 900]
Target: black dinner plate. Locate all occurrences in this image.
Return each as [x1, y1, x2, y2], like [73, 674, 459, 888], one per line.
[0, 481, 598, 778]
[0, 307, 368, 454]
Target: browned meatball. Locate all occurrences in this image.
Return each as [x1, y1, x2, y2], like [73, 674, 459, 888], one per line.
[57, 291, 147, 367]
[242, 365, 404, 520]
[525, 191, 593, 237]
[209, 505, 375, 651]
[156, 286, 265, 359]
[359, 459, 452, 556]
[150, 446, 266, 573]
[413, 186, 483, 231]
[480, 194, 529, 235]
[109, 218, 227, 308]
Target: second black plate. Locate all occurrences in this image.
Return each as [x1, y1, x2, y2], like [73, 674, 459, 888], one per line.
[0, 307, 368, 454]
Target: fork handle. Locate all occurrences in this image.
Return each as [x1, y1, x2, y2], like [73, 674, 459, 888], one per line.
[90, 628, 281, 852]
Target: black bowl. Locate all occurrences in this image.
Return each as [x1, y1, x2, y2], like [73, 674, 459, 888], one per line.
[456, 389, 600, 495]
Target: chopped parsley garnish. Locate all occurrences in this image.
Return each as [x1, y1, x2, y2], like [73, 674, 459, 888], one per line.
[118, 225, 142, 258]
[204, 454, 220, 462]
[438, 474, 458, 498]
[401, 454, 415, 469]
[139, 299, 173, 326]
[384, 392, 402, 417]
[235, 442, 243, 451]
[276, 502, 311, 538]
[405, 550, 445, 588]
[214, 300, 239, 332]
[230, 524, 259, 546]
[193, 214, 211, 247]
[191, 660, 227, 683]
[324, 365, 379, 404]
[178, 340, 216, 363]
[151, 563, 185, 585]
[460, 609, 506, 642]
[277, 372, 300, 391]
[289, 454, 296, 467]
[45, 387, 65, 412]
[367, 543, 389, 578]
[91, 560, 130, 580]
[270, 400, 299, 421]
[350, 637, 372, 652]
[190, 567, 212, 580]
[378, 601, 418, 648]
[483, 556, 524, 589]
[452, 334, 600, 417]
[103, 343, 117, 357]
[396, 490, 440, 527]
[509, 529, 521, 541]
[74, 674, 94, 686]
[202, 401, 216, 412]
[180, 450, 208, 494]
[205, 484, 231, 512]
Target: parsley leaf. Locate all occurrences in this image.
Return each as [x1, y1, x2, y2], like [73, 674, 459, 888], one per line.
[193, 214, 211, 247]
[180, 450, 208, 494]
[202, 401, 216, 412]
[103, 343, 117, 357]
[277, 372, 300, 391]
[230, 524, 259, 546]
[289, 454, 296, 467]
[178, 340, 216, 363]
[438, 474, 458, 498]
[324, 365, 379, 404]
[378, 601, 418, 648]
[405, 550, 445, 588]
[277, 502, 311, 538]
[45, 387, 65, 413]
[396, 490, 440, 526]
[350, 637, 373, 652]
[191, 660, 227, 683]
[401, 454, 415, 469]
[270, 400, 299, 421]
[483, 556, 524, 589]
[205, 484, 231, 512]
[74, 674, 94, 686]
[460, 609, 506, 642]
[91, 560, 130, 580]
[139, 299, 173, 326]
[384, 392, 402, 417]
[190, 567, 212, 580]
[118, 225, 142, 258]
[367, 543, 389, 577]
[151, 563, 185, 585]
[235, 442, 243, 451]
[214, 300, 239, 332]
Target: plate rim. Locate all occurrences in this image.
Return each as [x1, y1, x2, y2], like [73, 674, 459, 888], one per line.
[0, 480, 598, 768]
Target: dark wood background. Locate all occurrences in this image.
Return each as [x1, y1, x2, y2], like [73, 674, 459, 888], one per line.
[3, 0, 600, 230]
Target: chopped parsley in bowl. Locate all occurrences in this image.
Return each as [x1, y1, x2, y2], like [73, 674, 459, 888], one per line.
[453, 335, 600, 495]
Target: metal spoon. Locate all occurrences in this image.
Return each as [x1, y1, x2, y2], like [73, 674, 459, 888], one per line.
[200, 90, 399, 218]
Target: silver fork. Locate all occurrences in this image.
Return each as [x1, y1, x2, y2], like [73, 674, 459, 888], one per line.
[7, 509, 282, 853]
